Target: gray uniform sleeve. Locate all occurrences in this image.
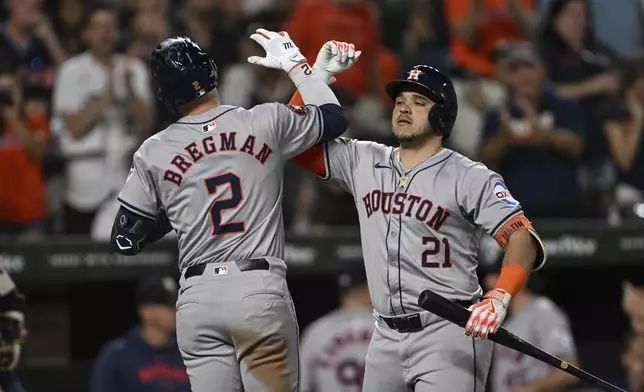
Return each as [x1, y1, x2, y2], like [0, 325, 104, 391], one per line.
[321, 137, 359, 194]
[116, 149, 158, 220]
[536, 303, 577, 358]
[458, 164, 546, 270]
[251, 102, 322, 160]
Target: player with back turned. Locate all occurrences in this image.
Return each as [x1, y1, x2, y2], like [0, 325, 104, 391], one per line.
[284, 57, 548, 390]
[300, 261, 374, 392]
[108, 32, 359, 391]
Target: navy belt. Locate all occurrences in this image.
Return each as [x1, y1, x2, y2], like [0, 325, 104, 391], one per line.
[185, 258, 269, 279]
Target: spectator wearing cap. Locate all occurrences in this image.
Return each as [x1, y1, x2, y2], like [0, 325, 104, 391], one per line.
[300, 261, 373, 392]
[90, 275, 190, 392]
[479, 43, 584, 219]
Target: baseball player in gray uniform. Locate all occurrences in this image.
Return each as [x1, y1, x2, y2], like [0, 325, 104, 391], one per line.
[109, 33, 360, 392]
[300, 261, 374, 392]
[481, 264, 578, 392]
[285, 63, 548, 392]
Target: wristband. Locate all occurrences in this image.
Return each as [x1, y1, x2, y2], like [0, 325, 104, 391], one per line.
[494, 264, 528, 296]
[288, 62, 321, 88]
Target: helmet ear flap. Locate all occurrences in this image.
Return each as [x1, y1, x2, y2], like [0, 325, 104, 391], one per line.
[428, 104, 451, 136]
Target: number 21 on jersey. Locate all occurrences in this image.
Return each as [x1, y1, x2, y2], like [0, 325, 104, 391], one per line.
[422, 236, 452, 268]
[203, 173, 246, 236]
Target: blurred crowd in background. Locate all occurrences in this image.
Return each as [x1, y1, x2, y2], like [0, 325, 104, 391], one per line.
[1, 0, 644, 241]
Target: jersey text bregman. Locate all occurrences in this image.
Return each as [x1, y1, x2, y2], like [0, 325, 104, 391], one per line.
[162, 130, 274, 187]
[117, 103, 324, 270]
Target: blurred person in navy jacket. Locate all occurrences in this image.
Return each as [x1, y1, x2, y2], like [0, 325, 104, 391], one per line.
[90, 275, 190, 392]
[480, 42, 584, 219]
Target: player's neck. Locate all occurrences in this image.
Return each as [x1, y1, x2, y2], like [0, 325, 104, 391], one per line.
[399, 138, 443, 169]
[140, 324, 170, 348]
[182, 93, 221, 117]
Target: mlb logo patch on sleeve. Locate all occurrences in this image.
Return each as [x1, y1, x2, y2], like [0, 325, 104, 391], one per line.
[213, 266, 228, 275]
[287, 105, 310, 115]
[494, 181, 518, 207]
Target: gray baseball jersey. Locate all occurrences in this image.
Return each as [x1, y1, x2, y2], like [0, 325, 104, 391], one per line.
[117, 103, 323, 269]
[491, 296, 577, 392]
[300, 308, 375, 392]
[303, 138, 544, 317]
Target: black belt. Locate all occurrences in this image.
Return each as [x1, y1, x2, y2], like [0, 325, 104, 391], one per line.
[184, 258, 269, 279]
[380, 299, 473, 333]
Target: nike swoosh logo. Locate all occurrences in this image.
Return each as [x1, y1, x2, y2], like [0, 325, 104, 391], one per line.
[374, 162, 391, 169]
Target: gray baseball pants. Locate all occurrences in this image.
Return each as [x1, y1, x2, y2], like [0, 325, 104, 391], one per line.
[362, 313, 493, 392]
[176, 258, 300, 392]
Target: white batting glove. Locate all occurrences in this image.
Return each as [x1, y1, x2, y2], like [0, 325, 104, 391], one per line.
[465, 288, 511, 339]
[247, 29, 307, 73]
[313, 41, 362, 84]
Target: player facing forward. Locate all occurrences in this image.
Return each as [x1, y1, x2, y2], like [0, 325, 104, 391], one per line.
[286, 62, 547, 391]
[110, 32, 358, 392]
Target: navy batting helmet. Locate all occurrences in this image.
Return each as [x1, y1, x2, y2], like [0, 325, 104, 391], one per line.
[385, 65, 458, 138]
[149, 36, 219, 111]
[337, 260, 367, 296]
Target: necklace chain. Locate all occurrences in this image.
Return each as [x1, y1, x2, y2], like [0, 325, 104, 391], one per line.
[400, 147, 443, 174]
[398, 147, 443, 188]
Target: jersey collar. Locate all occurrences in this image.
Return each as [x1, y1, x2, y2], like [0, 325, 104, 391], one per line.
[176, 105, 237, 125]
[389, 147, 452, 175]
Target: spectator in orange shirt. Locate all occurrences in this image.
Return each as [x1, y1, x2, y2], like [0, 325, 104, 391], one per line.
[285, 0, 380, 98]
[0, 72, 49, 238]
[447, 0, 538, 78]
[377, 46, 400, 104]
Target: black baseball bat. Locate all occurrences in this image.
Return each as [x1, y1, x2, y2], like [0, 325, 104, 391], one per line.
[418, 289, 627, 392]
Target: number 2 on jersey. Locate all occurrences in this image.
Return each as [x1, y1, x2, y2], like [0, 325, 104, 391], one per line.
[204, 173, 246, 236]
[421, 236, 452, 268]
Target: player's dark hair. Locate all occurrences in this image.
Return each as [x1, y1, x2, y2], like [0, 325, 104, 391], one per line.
[538, 0, 598, 55]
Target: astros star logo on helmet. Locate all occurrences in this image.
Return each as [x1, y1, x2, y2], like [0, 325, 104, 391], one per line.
[407, 68, 424, 81]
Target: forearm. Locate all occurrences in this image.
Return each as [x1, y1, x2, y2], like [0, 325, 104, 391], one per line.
[496, 230, 538, 295]
[64, 95, 111, 139]
[111, 206, 171, 255]
[288, 63, 340, 107]
[523, 357, 579, 390]
[452, 3, 484, 45]
[4, 113, 47, 158]
[39, 33, 68, 65]
[556, 81, 603, 99]
[126, 93, 153, 132]
[541, 129, 582, 158]
[480, 133, 509, 166]
[508, 0, 538, 38]
[605, 122, 643, 170]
